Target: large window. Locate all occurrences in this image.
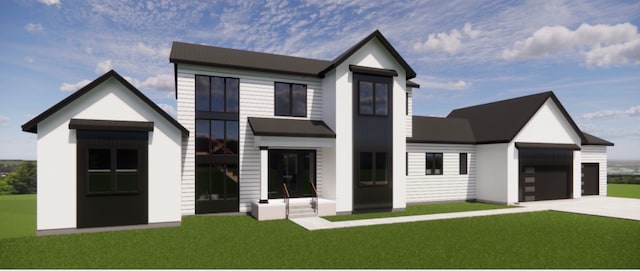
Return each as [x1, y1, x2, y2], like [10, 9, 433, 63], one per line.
[196, 75, 239, 113]
[426, 152, 443, 175]
[87, 148, 139, 194]
[358, 81, 388, 116]
[275, 82, 307, 117]
[195, 120, 239, 155]
[459, 153, 468, 175]
[359, 152, 388, 186]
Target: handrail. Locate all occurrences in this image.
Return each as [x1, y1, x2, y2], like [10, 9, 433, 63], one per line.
[282, 182, 290, 219]
[309, 181, 318, 214]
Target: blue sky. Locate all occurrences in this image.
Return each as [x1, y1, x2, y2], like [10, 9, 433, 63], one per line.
[1, 0, 639, 160]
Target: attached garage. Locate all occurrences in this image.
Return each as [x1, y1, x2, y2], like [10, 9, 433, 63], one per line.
[517, 143, 579, 202]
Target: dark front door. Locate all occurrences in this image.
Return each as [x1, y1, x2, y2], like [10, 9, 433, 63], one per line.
[76, 130, 148, 228]
[352, 73, 393, 211]
[582, 163, 599, 196]
[268, 150, 316, 198]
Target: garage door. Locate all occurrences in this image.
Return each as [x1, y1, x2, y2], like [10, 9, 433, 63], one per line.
[582, 163, 599, 196]
[518, 146, 574, 202]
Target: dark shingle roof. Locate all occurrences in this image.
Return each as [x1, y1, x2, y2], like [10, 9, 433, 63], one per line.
[248, 117, 335, 138]
[408, 116, 476, 144]
[582, 132, 614, 146]
[22, 70, 188, 136]
[170, 30, 416, 80]
[447, 91, 586, 144]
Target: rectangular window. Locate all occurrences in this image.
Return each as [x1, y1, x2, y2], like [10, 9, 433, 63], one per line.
[195, 75, 239, 113]
[195, 119, 239, 155]
[459, 153, 468, 175]
[358, 81, 389, 116]
[359, 152, 388, 186]
[426, 152, 443, 175]
[274, 82, 307, 117]
[87, 148, 139, 194]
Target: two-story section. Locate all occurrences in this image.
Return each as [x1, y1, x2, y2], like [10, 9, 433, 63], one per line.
[170, 30, 418, 218]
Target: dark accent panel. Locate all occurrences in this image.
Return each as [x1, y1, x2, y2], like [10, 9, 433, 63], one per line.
[195, 111, 239, 121]
[248, 117, 336, 138]
[352, 73, 393, 211]
[515, 142, 580, 151]
[76, 130, 148, 228]
[70, 119, 154, 132]
[582, 163, 599, 196]
[349, 65, 398, 77]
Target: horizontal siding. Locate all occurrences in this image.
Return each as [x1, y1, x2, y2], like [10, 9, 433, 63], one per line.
[581, 146, 608, 196]
[407, 143, 477, 203]
[177, 72, 195, 215]
[406, 90, 412, 137]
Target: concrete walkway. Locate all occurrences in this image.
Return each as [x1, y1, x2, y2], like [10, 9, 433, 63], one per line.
[289, 196, 640, 231]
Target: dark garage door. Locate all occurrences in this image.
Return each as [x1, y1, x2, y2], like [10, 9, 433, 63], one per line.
[582, 163, 599, 196]
[519, 147, 574, 202]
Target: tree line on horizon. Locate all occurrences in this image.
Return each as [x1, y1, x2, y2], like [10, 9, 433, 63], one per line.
[0, 161, 36, 195]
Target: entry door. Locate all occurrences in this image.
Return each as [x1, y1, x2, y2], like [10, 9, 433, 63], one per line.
[582, 163, 599, 196]
[282, 153, 299, 194]
[268, 150, 316, 198]
[77, 130, 148, 228]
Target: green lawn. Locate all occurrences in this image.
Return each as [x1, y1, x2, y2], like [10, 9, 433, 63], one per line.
[608, 183, 640, 199]
[0, 194, 35, 239]
[1, 191, 639, 268]
[324, 201, 511, 221]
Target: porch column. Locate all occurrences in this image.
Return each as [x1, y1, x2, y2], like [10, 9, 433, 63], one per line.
[259, 147, 268, 203]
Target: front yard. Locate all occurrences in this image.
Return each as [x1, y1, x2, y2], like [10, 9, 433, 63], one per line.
[0, 184, 639, 268]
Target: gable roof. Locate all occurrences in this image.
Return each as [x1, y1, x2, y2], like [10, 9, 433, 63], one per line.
[582, 132, 614, 146]
[447, 91, 586, 144]
[170, 30, 416, 80]
[22, 70, 188, 136]
[408, 116, 476, 144]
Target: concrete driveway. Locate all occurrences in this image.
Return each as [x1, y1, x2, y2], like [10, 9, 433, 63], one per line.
[517, 196, 640, 221]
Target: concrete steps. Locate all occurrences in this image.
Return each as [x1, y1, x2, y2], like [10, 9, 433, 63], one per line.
[287, 200, 317, 219]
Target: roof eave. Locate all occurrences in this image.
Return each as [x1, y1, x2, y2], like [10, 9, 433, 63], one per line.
[170, 59, 323, 78]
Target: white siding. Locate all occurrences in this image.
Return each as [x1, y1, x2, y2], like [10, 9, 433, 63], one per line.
[177, 72, 195, 215]
[406, 89, 413, 137]
[476, 143, 510, 204]
[581, 146, 608, 196]
[176, 64, 324, 213]
[406, 143, 476, 203]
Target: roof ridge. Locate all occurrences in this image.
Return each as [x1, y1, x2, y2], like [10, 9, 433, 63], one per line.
[170, 41, 331, 63]
[449, 91, 553, 113]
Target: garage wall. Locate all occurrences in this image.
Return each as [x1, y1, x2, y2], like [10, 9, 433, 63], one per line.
[476, 144, 510, 204]
[582, 146, 608, 196]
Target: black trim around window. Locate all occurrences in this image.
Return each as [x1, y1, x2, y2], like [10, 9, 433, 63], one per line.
[274, 82, 307, 117]
[426, 152, 443, 175]
[459, 153, 468, 175]
[195, 75, 239, 113]
[358, 152, 389, 187]
[358, 80, 389, 116]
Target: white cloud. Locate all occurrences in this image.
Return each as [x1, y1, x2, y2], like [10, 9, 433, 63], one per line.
[139, 74, 174, 94]
[95, 59, 112, 74]
[413, 23, 480, 54]
[503, 22, 640, 66]
[59, 79, 92, 92]
[582, 105, 640, 119]
[24, 23, 44, 32]
[38, 0, 60, 7]
[25, 57, 35, 64]
[158, 104, 176, 118]
[0, 115, 9, 126]
[420, 79, 472, 90]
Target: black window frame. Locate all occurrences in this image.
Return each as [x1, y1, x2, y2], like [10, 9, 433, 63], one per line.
[358, 80, 389, 116]
[195, 75, 239, 114]
[459, 153, 468, 175]
[274, 82, 307, 117]
[426, 152, 443, 175]
[359, 152, 389, 187]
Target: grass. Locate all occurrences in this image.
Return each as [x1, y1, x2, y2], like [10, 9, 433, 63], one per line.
[323, 201, 511, 221]
[1, 188, 639, 268]
[0, 194, 35, 239]
[608, 183, 640, 199]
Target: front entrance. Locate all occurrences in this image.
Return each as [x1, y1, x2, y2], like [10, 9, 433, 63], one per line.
[76, 130, 148, 228]
[582, 163, 600, 196]
[268, 150, 316, 198]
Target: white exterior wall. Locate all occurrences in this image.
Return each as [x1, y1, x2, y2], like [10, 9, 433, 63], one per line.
[475, 144, 510, 204]
[331, 38, 408, 211]
[581, 145, 608, 196]
[36, 78, 183, 230]
[406, 89, 413, 137]
[176, 64, 324, 213]
[406, 143, 476, 203]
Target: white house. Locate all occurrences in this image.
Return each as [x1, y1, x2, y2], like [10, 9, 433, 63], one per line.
[23, 30, 613, 234]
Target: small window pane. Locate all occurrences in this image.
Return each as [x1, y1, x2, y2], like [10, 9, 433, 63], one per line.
[195, 120, 210, 155]
[196, 163, 210, 200]
[210, 165, 225, 200]
[195, 76, 210, 111]
[88, 172, 111, 193]
[116, 172, 138, 192]
[275, 83, 290, 116]
[226, 78, 239, 113]
[291, 84, 307, 117]
[88, 149, 111, 170]
[359, 152, 373, 186]
[359, 81, 373, 115]
[375, 152, 388, 185]
[375, 83, 388, 115]
[459, 153, 468, 175]
[211, 120, 225, 154]
[117, 149, 137, 170]
[211, 77, 225, 112]
[435, 153, 443, 175]
[226, 121, 239, 155]
[225, 164, 239, 199]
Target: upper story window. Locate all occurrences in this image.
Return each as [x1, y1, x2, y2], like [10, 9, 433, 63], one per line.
[196, 75, 239, 113]
[275, 82, 307, 117]
[359, 81, 388, 116]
